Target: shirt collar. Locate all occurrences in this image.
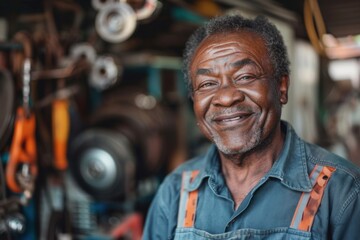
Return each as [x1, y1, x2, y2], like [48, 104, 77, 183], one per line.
[187, 121, 312, 192]
[267, 121, 312, 192]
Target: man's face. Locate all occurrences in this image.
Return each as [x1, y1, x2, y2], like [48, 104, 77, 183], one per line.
[190, 31, 288, 155]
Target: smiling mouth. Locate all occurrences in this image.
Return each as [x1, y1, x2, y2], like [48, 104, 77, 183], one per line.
[221, 116, 246, 122]
[212, 112, 254, 124]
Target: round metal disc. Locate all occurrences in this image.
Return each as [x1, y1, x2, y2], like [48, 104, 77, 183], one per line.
[70, 43, 97, 64]
[79, 148, 119, 190]
[69, 129, 136, 200]
[95, 2, 137, 43]
[90, 56, 120, 90]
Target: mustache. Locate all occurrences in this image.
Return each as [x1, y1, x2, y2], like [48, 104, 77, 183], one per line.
[206, 106, 257, 120]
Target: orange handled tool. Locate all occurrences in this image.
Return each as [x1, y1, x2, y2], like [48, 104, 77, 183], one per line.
[52, 99, 70, 170]
[6, 107, 37, 193]
[110, 213, 143, 240]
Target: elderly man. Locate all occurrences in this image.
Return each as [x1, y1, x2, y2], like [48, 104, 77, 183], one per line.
[143, 14, 360, 239]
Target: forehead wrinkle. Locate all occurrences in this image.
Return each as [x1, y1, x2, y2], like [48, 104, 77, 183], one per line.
[196, 45, 263, 67]
[194, 58, 260, 80]
[196, 41, 243, 59]
[192, 36, 269, 78]
[200, 44, 242, 58]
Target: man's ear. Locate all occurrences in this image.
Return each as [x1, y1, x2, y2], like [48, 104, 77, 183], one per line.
[279, 75, 289, 105]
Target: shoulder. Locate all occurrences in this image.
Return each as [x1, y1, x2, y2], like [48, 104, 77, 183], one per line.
[284, 121, 360, 181]
[303, 141, 360, 223]
[304, 141, 360, 182]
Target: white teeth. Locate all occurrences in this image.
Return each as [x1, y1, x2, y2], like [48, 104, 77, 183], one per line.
[222, 116, 241, 122]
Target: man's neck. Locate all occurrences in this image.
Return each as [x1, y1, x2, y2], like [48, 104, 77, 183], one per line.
[219, 126, 285, 210]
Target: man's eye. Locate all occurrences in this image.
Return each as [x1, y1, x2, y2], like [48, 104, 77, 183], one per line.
[235, 75, 256, 83]
[198, 81, 216, 89]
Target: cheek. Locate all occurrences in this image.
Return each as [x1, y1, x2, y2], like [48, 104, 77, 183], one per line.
[259, 85, 283, 123]
[193, 95, 214, 136]
[241, 87, 267, 108]
[247, 82, 279, 106]
[266, 84, 282, 111]
[193, 94, 212, 118]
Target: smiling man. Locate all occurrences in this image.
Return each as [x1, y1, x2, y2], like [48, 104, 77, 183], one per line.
[143, 15, 360, 239]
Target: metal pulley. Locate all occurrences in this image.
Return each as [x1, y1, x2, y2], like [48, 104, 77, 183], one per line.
[69, 129, 136, 200]
[95, 2, 136, 43]
[69, 91, 176, 200]
[92, 0, 159, 21]
[70, 43, 97, 64]
[89, 56, 120, 90]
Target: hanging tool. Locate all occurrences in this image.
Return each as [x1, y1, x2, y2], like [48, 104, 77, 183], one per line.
[6, 106, 37, 195]
[52, 97, 70, 171]
[6, 32, 37, 197]
[6, 58, 37, 196]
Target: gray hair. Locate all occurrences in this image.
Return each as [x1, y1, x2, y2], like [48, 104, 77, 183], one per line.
[183, 14, 290, 95]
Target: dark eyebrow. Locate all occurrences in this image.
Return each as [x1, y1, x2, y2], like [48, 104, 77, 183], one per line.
[231, 58, 257, 68]
[196, 68, 212, 76]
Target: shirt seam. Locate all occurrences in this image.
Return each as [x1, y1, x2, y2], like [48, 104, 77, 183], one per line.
[335, 187, 360, 224]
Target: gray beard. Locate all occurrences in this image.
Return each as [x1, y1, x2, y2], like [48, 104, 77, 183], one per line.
[211, 122, 263, 156]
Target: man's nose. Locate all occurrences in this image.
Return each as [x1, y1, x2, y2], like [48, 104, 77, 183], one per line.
[212, 83, 245, 107]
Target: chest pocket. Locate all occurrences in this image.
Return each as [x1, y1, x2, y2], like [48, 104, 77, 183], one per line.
[175, 165, 335, 240]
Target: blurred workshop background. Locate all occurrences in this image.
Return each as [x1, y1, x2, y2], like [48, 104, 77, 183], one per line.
[0, 0, 359, 239]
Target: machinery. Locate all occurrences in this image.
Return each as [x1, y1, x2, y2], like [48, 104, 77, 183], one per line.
[0, 0, 189, 239]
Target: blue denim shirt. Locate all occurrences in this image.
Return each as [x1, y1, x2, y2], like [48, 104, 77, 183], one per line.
[143, 122, 360, 239]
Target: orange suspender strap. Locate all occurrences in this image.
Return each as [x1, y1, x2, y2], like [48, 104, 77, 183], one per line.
[290, 165, 336, 231]
[177, 170, 200, 228]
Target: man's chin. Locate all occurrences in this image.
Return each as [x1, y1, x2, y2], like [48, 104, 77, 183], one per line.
[215, 142, 255, 156]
